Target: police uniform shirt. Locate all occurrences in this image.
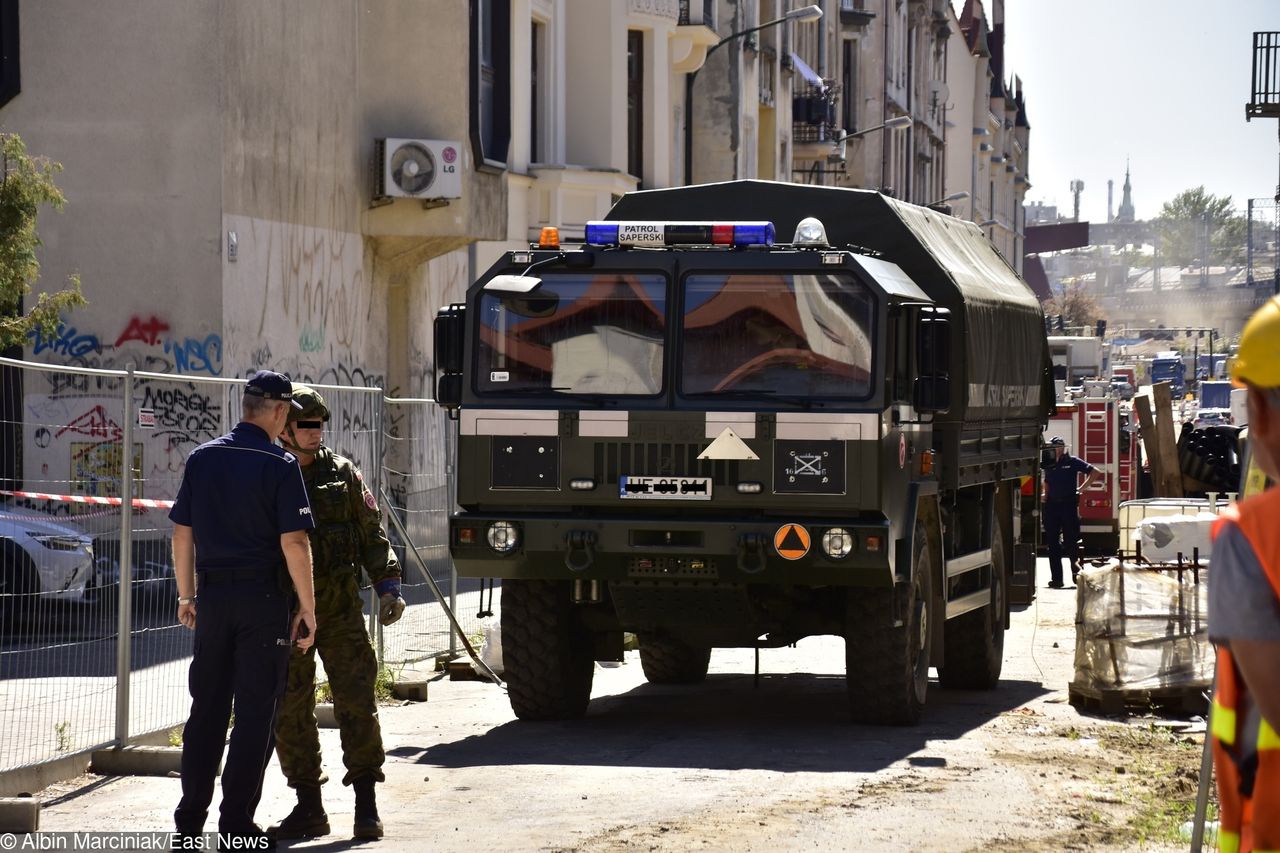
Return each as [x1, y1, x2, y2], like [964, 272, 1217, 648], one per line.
[170, 422, 314, 574]
[1043, 453, 1094, 504]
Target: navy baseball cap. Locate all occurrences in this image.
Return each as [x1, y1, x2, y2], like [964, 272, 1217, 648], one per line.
[245, 370, 304, 409]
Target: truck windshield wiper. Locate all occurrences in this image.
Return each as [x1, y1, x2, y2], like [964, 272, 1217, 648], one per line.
[691, 389, 813, 407]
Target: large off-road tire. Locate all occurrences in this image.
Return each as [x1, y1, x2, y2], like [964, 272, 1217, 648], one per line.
[501, 579, 595, 720]
[845, 523, 933, 726]
[638, 634, 712, 684]
[938, 509, 1007, 691]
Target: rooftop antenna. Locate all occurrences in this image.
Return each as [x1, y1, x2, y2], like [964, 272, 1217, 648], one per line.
[1069, 179, 1085, 222]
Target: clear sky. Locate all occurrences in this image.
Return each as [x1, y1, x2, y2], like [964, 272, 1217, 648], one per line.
[991, 0, 1278, 224]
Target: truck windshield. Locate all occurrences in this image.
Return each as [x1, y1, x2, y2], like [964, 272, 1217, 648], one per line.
[680, 272, 874, 400]
[476, 272, 667, 396]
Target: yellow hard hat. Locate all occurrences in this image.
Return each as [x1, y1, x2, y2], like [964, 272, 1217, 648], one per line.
[1232, 296, 1280, 388]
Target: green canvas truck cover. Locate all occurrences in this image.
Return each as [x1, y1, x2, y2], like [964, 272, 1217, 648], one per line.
[606, 180, 1054, 428]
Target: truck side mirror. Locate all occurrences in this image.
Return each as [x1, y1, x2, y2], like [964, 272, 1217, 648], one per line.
[434, 304, 466, 374]
[913, 306, 951, 414]
[434, 304, 466, 410]
[913, 375, 951, 413]
[916, 306, 951, 375]
[436, 374, 462, 409]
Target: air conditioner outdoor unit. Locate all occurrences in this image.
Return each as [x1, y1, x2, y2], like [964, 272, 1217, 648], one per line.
[375, 138, 463, 200]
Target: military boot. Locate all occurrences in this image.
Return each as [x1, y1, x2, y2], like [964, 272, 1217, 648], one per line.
[352, 779, 384, 839]
[267, 785, 330, 840]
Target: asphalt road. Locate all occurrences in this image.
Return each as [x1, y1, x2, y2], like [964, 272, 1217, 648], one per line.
[30, 558, 1197, 851]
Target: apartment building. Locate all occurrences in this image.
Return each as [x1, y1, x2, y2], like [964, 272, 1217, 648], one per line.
[6, 0, 1029, 395]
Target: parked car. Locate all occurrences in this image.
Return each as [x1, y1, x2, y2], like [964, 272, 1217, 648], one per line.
[1193, 408, 1232, 429]
[1109, 377, 1135, 400]
[0, 510, 95, 616]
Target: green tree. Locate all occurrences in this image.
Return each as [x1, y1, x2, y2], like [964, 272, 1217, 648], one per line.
[1046, 278, 1103, 334]
[1152, 186, 1247, 267]
[0, 133, 85, 350]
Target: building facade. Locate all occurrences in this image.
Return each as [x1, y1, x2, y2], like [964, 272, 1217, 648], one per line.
[5, 0, 1031, 497]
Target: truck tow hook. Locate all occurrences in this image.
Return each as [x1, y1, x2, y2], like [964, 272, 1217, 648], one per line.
[565, 530, 597, 572]
[737, 533, 767, 575]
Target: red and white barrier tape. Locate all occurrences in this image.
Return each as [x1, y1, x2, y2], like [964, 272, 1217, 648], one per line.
[0, 489, 174, 509]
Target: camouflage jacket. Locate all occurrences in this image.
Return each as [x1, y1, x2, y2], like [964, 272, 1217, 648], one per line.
[300, 446, 400, 587]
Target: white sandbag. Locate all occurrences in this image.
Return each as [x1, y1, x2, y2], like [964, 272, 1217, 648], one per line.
[472, 615, 504, 675]
[1137, 512, 1217, 564]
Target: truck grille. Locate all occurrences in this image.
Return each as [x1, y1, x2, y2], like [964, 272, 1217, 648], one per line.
[594, 442, 740, 485]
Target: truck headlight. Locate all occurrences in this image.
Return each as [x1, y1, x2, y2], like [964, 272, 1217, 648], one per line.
[821, 528, 854, 559]
[487, 521, 520, 554]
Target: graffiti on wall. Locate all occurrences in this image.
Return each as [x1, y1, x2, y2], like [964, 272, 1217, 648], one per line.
[29, 315, 224, 376]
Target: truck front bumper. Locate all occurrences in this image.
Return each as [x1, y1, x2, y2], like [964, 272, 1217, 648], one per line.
[449, 512, 893, 587]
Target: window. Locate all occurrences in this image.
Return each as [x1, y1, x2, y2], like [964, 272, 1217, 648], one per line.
[471, 0, 510, 166]
[530, 21, 544, 163]
[841, 40, 857, 133]
[476, 273, 668, 397]
[0, 0, 18, 108]
[681, 272, 876, 400]
[627, 30, 644, 182]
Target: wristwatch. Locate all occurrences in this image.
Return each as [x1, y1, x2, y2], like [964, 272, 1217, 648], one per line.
[177, 596, 196, 605]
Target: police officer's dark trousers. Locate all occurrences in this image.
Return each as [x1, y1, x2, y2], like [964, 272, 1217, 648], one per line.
[1043, 501, 1081, 586]
[174, 575, 292, 834]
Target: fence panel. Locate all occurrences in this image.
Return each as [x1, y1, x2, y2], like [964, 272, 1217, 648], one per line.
[1, 356, 421, 777]
[378, 398, 480, 669]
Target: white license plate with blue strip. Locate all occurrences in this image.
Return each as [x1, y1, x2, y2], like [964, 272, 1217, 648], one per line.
[619, 475, 713, 500]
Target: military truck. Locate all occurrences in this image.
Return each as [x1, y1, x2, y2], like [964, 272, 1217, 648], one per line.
[434, 181, 1053, 725]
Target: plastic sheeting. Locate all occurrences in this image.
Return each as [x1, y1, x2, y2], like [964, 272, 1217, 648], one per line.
[1071, 561, 1211, 694]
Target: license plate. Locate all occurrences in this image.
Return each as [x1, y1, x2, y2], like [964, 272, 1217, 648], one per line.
[619, 475, 713, 500]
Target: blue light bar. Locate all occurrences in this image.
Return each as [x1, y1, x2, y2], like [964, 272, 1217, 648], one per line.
[584, 221, 775, 248]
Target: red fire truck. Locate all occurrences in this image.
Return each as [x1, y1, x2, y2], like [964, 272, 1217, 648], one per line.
[1043, 394, 1142, 555]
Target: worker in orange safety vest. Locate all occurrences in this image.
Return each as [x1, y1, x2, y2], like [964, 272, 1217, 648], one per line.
[1208, 294, 1280, 853]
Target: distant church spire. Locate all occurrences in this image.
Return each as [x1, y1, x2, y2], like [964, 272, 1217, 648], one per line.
[1117, 160, 1136, 223]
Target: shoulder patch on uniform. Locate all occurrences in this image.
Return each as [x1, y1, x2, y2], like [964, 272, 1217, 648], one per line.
[363, 488, 376, 510]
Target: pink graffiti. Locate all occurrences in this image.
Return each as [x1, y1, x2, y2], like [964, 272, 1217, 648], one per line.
[56, 405, 124, 442]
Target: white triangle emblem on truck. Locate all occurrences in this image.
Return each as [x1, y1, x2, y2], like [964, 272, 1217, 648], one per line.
[698, 427, 759, 461]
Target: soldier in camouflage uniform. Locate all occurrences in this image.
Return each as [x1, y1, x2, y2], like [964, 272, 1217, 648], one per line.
[267, 386, 406, 841]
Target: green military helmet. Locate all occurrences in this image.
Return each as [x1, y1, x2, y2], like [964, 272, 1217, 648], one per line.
[289, 385, 331, 423]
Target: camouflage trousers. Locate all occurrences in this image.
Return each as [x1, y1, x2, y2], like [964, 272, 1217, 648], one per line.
[274, 586, 384, 788]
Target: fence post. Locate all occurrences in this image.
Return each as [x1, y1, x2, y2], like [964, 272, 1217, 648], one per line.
[114, 362, 136, 746]
[448, 425, 458, 658]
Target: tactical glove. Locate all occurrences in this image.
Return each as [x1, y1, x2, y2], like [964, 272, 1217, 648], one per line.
[379, 592, 406, 626]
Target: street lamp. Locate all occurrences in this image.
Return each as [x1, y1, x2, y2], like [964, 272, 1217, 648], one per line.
[827, 115, 912, 167]
[684, 5, 824, 184]
[925, 191, 969, 213]
[929, 191, 969, 206]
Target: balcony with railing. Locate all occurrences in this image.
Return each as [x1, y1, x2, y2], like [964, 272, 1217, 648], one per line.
[672, 0, 718, 73]
[839, 0, 876, 28]
[678, 0, 715, 27]
[793, 85, 834, 147]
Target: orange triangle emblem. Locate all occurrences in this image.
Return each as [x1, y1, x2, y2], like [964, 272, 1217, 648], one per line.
[774, 524, 810, 560]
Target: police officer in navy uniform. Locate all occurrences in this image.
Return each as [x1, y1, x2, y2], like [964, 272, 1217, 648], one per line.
[170, 370, 319, 843]
[1041, 436, 1100, 588]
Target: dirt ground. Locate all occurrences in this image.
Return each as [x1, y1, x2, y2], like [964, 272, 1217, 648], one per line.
[28, 560, 1212, 852]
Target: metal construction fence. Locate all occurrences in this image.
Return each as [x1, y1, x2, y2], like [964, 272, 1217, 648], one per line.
[0, 355, 473, 775]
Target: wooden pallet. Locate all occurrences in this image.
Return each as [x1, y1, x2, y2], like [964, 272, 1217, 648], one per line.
[1068, 682, 1208, 716]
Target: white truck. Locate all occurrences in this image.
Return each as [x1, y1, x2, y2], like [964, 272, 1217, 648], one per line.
[1048, 336, 1110, 401]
